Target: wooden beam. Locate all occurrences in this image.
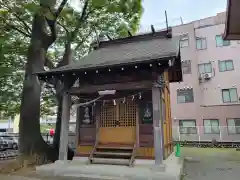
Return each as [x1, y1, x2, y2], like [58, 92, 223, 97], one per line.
[69, 81, 153, 94]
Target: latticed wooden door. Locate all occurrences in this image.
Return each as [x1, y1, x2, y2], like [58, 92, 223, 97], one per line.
[98, 99, 137, 144]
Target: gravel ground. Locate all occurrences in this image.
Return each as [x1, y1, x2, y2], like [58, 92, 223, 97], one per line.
[182, 148, 240, 180]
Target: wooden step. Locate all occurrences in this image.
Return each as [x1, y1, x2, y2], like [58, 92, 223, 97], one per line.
[91, 157, 130, 165]
[97, 145, 133, 150]
[93, 151, 132, 156]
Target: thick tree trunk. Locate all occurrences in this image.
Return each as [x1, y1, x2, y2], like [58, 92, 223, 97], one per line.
[19, 14, 56, 163]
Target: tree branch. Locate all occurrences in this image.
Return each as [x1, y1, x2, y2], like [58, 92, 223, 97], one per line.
[43, 0, 68, 49]
[13, 13, 32, 34]
[74, 30, 92, 50]
[55, 0, 69, 18]
[5, 23, 31, 38]
[57, 21, 70, 39]
[44, 57, 56, 69]
[70, 0, 90, 41]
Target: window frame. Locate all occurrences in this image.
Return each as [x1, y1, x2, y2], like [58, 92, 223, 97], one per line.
[198, 62, 212, 74]
[179, 119, 197, 134]
[196, 37, 207, 50]
[227, 118, 240, 134]
[215, 35, 230, 47]
[218, 60, 234, 72]
[182, 60, 192, 74]
[221, 88, 238, 103]
[177, 88, 194, 103]
[203, 119, 220, 134]
[180, 35, 189, 48]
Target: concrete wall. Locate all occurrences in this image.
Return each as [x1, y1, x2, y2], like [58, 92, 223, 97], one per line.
[170, 12, 240, 141]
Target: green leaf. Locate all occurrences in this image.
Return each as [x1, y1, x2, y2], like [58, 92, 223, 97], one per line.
[107, 4, 121, 13]
[92, 0, 108, 8]
[23, 2, 39, 13]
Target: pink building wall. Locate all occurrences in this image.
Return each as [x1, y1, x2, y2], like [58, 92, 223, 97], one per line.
[170, 12, 240, 142]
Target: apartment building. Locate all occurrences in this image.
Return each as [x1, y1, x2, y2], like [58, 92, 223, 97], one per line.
[171, 12, 240, 142]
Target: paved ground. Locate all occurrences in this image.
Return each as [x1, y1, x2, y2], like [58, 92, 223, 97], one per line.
[2, 148, 240, 180]
[181, 148, 240, 180]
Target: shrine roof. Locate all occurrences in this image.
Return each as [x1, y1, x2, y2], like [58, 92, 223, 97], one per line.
[36, 29, 181, 76]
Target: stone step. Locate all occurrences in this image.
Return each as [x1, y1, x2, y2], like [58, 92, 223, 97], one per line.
[91, 157, 130, 165]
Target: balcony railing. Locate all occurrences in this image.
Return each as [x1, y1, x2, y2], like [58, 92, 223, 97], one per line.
[172, 126, 240, 142]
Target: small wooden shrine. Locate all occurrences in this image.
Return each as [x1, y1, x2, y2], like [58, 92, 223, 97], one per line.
[37, 28, 182, 166]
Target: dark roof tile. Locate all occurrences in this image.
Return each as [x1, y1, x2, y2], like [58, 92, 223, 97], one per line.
[37, 35, 180, 75]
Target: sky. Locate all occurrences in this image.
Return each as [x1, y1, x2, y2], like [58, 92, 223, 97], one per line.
[140, 0, 227, 31]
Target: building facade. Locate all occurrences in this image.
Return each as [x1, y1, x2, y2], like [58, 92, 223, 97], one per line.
[171, 12, 240, 142]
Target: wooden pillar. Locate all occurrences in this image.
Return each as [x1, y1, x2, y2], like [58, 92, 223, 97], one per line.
[59, 92, 71, 161]
[152, 79, 164, 165]
[75, 100, 80, 148]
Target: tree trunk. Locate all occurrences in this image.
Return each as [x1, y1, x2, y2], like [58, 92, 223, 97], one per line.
[19, 14, 56, 163]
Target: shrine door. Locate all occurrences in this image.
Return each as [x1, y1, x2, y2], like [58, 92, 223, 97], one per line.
[98, 99, 137, 145]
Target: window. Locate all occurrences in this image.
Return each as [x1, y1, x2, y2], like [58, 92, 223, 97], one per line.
[222, 88, 238, 103]
[227, 118, 240, 134]
[180, 35, 189, 48]
[177, 89, 194, 103]
[196, 37, 207, 50]
[198, 63, 212, 74]
[179, 120, 197, 134]
[215, 35, 230, 47]
[219, 60, 234, 72]
[182, 60, 191, 74]
[204, 119, 220, 134]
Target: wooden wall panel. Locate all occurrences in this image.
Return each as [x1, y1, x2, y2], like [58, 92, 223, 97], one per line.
[138, 91, 154, 149]
[139, 124, 153, 147]
[79, 125, 96, 145]
[99, 127, 136, 144]
[163, 70, 173, 158]
[76, 145, 93, 156]
[77, 104, 97, 146]
[137, 147, 154, 159]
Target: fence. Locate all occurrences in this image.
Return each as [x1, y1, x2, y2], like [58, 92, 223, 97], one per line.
[0, 133, 76, 161]
[2, 133, 77, 149]
[172, 126, 240, 142]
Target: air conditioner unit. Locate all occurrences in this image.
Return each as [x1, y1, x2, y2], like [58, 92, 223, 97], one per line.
[202, 73, 212, 80]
